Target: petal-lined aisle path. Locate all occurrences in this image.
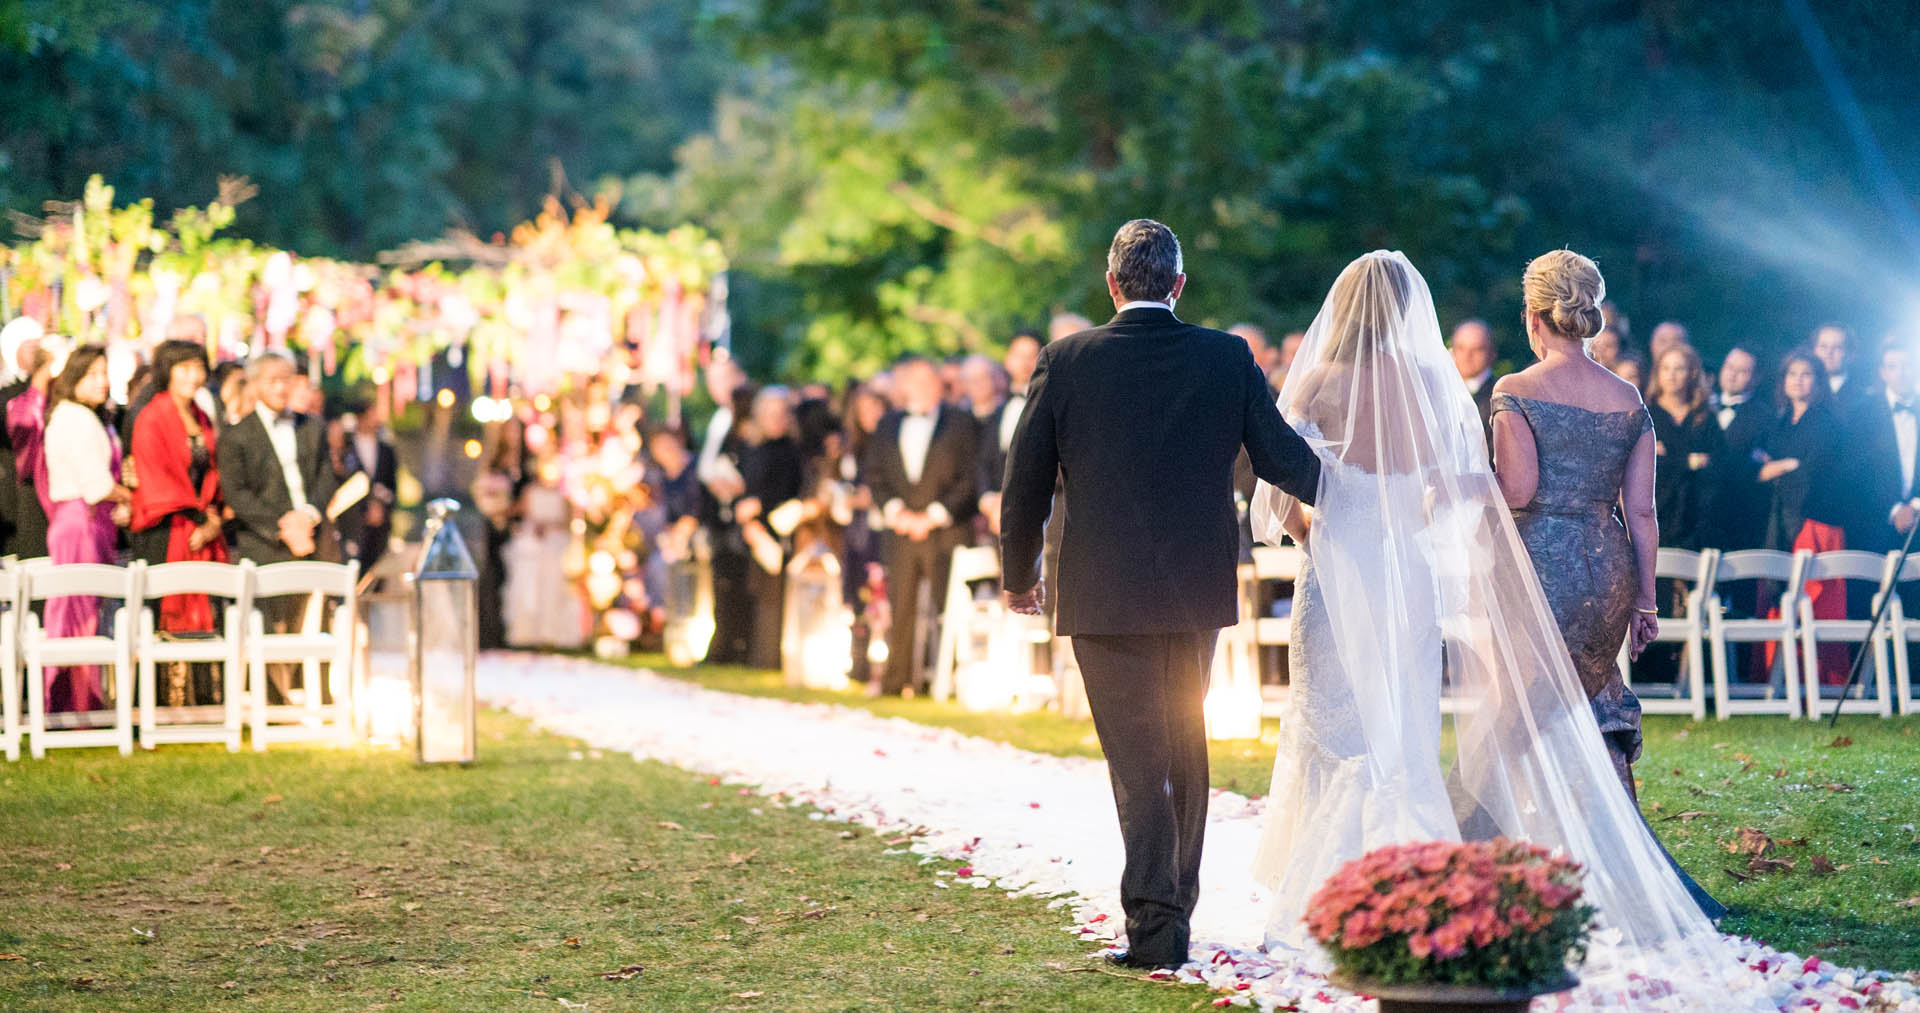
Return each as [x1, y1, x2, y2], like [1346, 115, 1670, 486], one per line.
[478, 654, 1919, 1012]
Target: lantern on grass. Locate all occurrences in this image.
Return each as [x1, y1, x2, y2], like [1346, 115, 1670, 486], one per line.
[662, 531, 716, 667]
[409, 499, 478, 764]
[781, 545, 850, 689]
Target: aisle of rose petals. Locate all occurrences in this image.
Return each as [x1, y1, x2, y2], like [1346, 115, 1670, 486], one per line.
[477, 653, 1920, 1012]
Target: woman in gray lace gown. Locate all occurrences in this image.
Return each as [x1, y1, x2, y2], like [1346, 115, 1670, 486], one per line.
[1492, 250, 1725, 920]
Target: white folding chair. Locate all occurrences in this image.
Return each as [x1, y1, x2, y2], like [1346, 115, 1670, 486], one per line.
[248, 560, 360, 749]
[1617, 547, 1717, 721]
[932, 546, 1006, 705]
[136, 560, 249, 751]
[1883, 552, 1920, 715]
[19, 561, 137, 757]
[1245, 545, 1304, 717]
[1799, 550, 1896, 719]
[0, 567, 19, 761]
[1706, 549, 1805, 719]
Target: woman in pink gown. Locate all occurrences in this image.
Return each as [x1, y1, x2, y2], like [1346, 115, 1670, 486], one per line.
[38, 345, 129, 715]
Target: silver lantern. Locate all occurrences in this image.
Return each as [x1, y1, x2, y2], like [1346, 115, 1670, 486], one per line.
[409, 499, 479, 763]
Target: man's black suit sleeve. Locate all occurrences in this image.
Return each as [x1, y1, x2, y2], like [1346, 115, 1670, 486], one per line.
[863, 416, 898, 510]
[1240, 353, 1320, 506]
[936, 414, 980, 522]
[998, 348, 1060, 594]
[218, 424, 281, 541]
[301, 421, 339, 517]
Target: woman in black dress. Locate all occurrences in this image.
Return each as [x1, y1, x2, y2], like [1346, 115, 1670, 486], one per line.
[735, 388, 804, 670]
[1646, 344, 1723, 550]
[1760, 351, 1849, 684]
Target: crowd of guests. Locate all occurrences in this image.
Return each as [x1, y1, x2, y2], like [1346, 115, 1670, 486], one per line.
[1451, 312, 1917, 686]
[0, 316, 398, 715]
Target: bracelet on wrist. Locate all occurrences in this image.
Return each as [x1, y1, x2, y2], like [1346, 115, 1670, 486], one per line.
[1635, 607, 1658, 616]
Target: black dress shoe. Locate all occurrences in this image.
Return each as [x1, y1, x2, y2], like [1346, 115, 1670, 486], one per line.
[1103, 950, 1184, 972]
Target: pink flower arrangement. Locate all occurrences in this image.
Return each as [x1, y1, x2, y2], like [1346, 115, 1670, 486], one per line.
[1305, 839, 1594, 988]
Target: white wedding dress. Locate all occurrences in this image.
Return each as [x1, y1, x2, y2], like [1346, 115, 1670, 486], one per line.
[1249, 252, 1774, 1010]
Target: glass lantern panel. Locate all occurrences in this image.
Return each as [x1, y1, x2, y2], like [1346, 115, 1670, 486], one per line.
[417, 577, 475, 763]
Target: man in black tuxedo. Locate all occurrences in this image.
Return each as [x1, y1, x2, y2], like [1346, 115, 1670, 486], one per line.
[999, 220, 1320, 971]
[336, 403, 400, 573]
[216, 351, 340, 564]
[864, 357, 981, 695]
[1706, 346, 1772, 550]
[1843, 339, 1920, 554]
[1815, 324, 1872, 413]
[1449, 319, 1499, 453]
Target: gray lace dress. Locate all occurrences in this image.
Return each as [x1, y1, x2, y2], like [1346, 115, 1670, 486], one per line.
[1493, 392, 1725, 920]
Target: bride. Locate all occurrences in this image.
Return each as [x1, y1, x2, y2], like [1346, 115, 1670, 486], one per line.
[1248, 252, 1772, 1009]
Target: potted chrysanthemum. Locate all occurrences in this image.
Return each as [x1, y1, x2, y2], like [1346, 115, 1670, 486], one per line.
[1305, 839, 1593, 1012]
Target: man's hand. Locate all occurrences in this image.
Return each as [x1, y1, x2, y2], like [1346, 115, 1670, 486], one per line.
[979, 492, 1002, 535]
[278, 510, 317, 556]
[1896, 502, 1917, 535]
[1007, 580, 1045, 616]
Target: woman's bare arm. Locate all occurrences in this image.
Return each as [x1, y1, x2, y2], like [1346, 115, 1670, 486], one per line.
[1619, 429, 1659, 607]
[1490, 392, 1537, 508]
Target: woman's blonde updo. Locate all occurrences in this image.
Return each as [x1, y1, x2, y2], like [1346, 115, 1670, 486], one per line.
[1523, 249, 1606, 342]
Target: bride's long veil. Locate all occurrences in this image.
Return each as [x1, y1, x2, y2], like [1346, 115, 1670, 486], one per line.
[1249, 252, 1770, 1009]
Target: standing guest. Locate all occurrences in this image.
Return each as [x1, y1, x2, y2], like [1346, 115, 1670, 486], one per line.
[1600, 299, 1631, 347]
[864, 357, 980, 696]
[209, 360, 247, 427]
[1588, 327, 1622, 372]
[839, 381, 890, 680]
[6, 336, 64, 559]
[0, 317, 46, 555]
[215, 350, 338, 564]
[977, 333, 1042, 533]
[336, 402, 399, 573]
[638, 424, 702, 629]
[1758, 351, 1848, 684]
[473, 419, 525, 651]
[1646, 344, 1722, 550]
[1229, 323, 1271, 376]
[1706, 347, 1771, 551]
[1448, 319, 1499, 451]
[735, 388, 807, 669]
[41, 345, 131, 716]
[702, 382, 759, 664]
[1490, 249, 1722, 919]
[959, 354, 1007, 424]
[1049, 312, 1094, 343]
[695, 355, 747, 499]
[1813, 324, 1868, 409]
[1843, 338, 1920, 555]
[1649, 320, 1690, 360]
[1612, 351, 1648, 392]
[1277, 331, 1305, 372]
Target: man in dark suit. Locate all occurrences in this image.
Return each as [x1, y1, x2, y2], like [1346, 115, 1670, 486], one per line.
[976, 332, 1043, 534]
[864, 357, 981, 696]
[1706, 346, 1772, 550]
[1449, 319, 1499, 453]
[999, 220, 1320, 972]
[1814, 324, 1872, 413]
[1843, 338, 1920, 554]
[336, 403, 399, 573]
[216, 351, 340, 564]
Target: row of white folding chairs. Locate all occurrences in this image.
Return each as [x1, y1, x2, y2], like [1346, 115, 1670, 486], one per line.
[1626, 547, 1918, 720]
[0, 558, 359, 760]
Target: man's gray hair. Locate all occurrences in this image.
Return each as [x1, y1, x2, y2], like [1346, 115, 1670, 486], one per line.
[246, 348, 295, 382]
[1106, 219, 1183, 303]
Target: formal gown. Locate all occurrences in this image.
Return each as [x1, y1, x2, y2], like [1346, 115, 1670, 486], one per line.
[1255, 422, 1458, 959]
[1761, 403, 1849, 683]
[1649, 403, 1723, 550]
[502, 482, 587, 649]
[42, 401, 124, 714]
[1492, 392, 1725, 920]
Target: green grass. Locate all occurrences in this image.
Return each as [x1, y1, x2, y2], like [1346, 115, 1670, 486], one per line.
[623, 651, 1920, 972]
[0, 712, 1208, 1010]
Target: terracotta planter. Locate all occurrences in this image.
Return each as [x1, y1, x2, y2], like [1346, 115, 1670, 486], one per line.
[1329, 971, 1578, 1013]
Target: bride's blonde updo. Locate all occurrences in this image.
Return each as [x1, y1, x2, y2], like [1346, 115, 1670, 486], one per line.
[1523, 249, 1606, 342]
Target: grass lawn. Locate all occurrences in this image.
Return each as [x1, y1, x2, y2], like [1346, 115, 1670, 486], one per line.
[0, 711, 1206, 1011]
[624, 651, 1920, 972]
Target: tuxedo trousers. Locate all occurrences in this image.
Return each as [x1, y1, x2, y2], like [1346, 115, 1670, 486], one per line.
[1071, 629, 1217, 966]
[880, 529, 960, 695]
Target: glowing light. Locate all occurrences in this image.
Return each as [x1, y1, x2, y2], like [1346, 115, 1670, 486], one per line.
[800, 624, 852, 690]
[867, 639, 890, 665]
[462, 439, 482, 459]
[371, 366, 391, 385]
[435, 388, 455, 408]
[534, 394, 552, 412]
[588, 550, 616, 574]
[365, 675, 414, 747]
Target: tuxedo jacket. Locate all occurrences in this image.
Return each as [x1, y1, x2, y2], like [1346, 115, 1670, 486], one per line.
[1470, 380, 1497, 454]
[337, 436, 399, 560]
[1705, 397, 1772, 550]
[975, 400, 1014, 498]
[216, 410, 340, 564]
[863, 405, 981, 533]
[999, 306, 1321, 636]
[1842, 388, 1920, 552]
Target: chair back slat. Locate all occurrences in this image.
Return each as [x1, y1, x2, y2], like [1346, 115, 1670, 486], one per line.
[1714, 549, 1798, 585]
[1888, 550, 1920, 585]
[22, 561, 135, 601]
[250, 561, 358, 599]
[1251, 545, 1303, 581]
[1654, 547, 1706, 583]
[142, 561, 248, 599]
[1801, 550, 1893, 586]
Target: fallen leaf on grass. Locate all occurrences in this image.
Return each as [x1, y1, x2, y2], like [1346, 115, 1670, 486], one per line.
[726, 850, 759, 866]
[1747, 855, 1794, 875]
[1663, 811, 1713, 822]
[563, 937, 582, 948]
[1772, 767, 1789, 778]
[132, 927, 154, 943]
[656, 821, 684, 831]
[732, 991, 764, 999]
[1732, 752, 1753, 763]
[1809, 855, 1837, 875]
[55, 863, 72, 871]
[693, 833, 719, 840]
[1828, 736, 1853, 748]
[1895, 897, 1920, 908]
[219, 981, 237, 989]
[262, 794, 284, 804]
[1822, 783, 1856, 793]
[0, 954, 25, 962]
[1724, 828, 1775, 857]
[1723, 867, 1752, 882]
[598, 965, 643, 981]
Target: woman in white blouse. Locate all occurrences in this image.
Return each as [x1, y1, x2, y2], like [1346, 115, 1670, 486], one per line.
[41, 344, 130, 714]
